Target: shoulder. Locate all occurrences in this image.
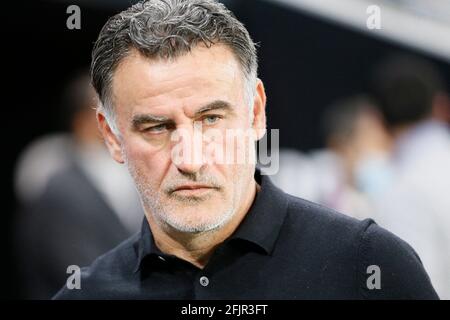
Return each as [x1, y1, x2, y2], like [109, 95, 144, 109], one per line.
[356, 220, 438, 299]
[52, 232, 140, 300]
[282, 193, 438, 299]
[283, 193, 372, 242]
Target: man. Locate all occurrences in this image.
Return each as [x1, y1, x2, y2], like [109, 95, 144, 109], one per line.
[366, 54, 450, 299]
[54, 0, 437, 299]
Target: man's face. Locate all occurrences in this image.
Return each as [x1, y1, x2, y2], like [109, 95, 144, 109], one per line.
[99, 44, 266, 233]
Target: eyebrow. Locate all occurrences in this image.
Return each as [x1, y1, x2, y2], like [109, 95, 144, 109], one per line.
[193, 100, 234, 116]
[132, 114, 171, 129]
[131, 100, 234, 129]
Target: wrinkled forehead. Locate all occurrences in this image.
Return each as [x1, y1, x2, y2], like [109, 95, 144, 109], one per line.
[111, 44, 247, 114]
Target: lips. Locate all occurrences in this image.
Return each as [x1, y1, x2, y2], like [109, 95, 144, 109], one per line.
[174, 184, 214, 191]
[170, 184, 219, 197]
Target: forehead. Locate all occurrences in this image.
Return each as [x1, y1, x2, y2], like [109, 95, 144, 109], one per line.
[111, 44, 245, 116]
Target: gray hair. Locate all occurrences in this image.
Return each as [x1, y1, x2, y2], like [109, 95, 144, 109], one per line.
[91, 0, 258, 134]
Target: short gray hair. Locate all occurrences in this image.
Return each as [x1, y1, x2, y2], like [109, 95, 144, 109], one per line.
[91, 0, 258, 134]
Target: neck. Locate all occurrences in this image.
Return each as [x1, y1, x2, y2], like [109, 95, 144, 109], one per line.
[146, 179, 259, 269]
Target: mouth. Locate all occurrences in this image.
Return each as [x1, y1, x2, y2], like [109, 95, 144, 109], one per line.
[171, 184, 218, 197]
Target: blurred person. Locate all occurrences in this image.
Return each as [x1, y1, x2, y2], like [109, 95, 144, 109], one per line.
[317, 95, 392, 218]
[270, 148, 318, 201]
[54, 0, 437, 299]
[14, 72, 143, 299]
[367, 54, 450, 299]
[14, 133, 73, 205]
[431, 89, 450, 126]
[272, 95, 391, 220]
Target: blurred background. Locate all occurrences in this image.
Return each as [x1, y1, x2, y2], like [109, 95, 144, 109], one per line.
[2, 0, 450, 299]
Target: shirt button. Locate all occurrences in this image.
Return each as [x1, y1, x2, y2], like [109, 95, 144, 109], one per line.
[199, 276, 209, 287]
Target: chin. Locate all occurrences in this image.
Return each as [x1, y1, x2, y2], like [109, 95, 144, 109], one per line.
[164, 211, 234, 233]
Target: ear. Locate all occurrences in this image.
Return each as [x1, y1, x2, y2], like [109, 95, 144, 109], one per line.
[97, 111, 125, 164]
[251, 78, 267, 140]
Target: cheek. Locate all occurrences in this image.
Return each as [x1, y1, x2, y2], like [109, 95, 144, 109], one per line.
[123, 136, 171, 175]
[214, 163, 241, 188]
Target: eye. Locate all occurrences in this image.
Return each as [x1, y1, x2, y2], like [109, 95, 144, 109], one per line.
[203, 115, 222, 125]
[143, 123, 168, 134]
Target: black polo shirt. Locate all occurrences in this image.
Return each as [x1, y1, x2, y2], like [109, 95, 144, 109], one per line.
[54, 169, 438, 299]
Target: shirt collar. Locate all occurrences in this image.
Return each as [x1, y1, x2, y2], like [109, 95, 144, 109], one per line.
[227, 168, 289, 254]
[133, 168, 289, 273]
[133, 217, 162, 273]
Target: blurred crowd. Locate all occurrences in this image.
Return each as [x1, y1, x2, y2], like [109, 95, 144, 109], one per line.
[12, 54, 450, 299]
[273, 54, 450, 299]
[13, 72, 144, 299]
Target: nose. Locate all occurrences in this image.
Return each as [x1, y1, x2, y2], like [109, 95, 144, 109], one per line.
[171, 121, 206, 175]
